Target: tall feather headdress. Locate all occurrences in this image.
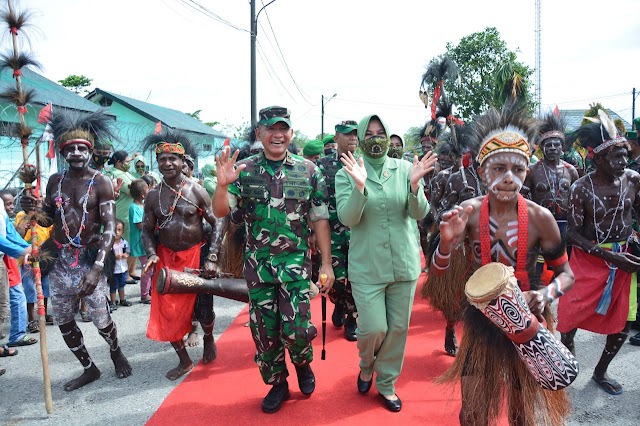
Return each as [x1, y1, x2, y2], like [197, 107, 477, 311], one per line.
[419, 55, 459, 121]
[471, 102, 537, 167]
[573, 109, 627, 158]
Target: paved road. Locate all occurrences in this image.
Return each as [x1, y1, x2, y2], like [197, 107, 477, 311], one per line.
[1, 286, 639, 425]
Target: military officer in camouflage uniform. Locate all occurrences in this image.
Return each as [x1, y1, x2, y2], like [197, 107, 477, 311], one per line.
[213, 106, 335, 414]
[626, 129, 640, 173]
[317, 120, 359, 341]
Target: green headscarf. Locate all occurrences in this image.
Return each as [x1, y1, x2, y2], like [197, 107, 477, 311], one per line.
[201, 162, 217, 196]
[358, 114, 390, 160]
[131, 155, 147, 178]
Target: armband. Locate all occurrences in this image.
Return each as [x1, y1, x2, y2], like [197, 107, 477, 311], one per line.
[546, 252, 568, 267]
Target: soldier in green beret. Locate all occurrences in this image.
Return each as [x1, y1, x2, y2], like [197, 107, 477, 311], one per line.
[303, 140, 324, 164]
[213, 106, 335, 414]
[317, 120, 359, 340]
[322, 134, 337, 157]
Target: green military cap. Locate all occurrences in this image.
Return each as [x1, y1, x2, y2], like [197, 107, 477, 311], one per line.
[627, 130, 638, 141]
[335, 120, 358, 134]
[258, 106, 292, 127]
[303, 140, 324, 156]
[634, 117, 640, 131]
[322, 134, 335, 145]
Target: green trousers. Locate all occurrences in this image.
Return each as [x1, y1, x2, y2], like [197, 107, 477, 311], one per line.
[351, 279, 417, 396]
[248, 280, 317, 385]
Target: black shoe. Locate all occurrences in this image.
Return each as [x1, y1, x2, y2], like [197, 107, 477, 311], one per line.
[344, 316, 357, 341]
[378, 393, 402, 412]
[357, 371, 372, 394]
[262, 381, 290, 413]
[332, 303, 346, 327]
[295, 364, 316, 395]
[630, 332, 640, 346]
[119, 299, 132, 307]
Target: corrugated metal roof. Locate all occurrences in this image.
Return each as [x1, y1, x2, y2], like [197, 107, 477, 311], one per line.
[561, 109, 631, 132]
[88, 88, 226, 138]
[0, 68, 102, 118]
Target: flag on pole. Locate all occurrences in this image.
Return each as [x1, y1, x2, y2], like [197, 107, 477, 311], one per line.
[38, 103, 52, 124]
[553, 105, 560, 117]
[154, 121, 162, 134]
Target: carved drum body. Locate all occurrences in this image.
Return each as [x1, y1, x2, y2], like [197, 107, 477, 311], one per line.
[465, 262, 579, 390]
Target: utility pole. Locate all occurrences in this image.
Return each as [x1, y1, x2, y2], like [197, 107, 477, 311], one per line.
[321, 95, 325, 140]
[250, 0, 257, 127]
[633, 87, 637, 129]
[321, 93, 337, 139]
[250, 1, 276, 128]
[534, 0, 542, 117]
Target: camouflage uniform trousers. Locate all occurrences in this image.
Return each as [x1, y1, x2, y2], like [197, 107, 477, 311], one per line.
[327, 249, 356, 319]
[248, 279, 317, 385]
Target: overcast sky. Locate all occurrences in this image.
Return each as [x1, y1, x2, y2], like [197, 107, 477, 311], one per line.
[18, 0, 640, 140]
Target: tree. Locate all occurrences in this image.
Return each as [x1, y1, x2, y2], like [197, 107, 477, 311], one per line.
[403, 126, 423, 152]
[444, 27, 534, 119]
[58, 74, 93, 94]
[186, 110, 202, 120]
[292, 130, 309, 146]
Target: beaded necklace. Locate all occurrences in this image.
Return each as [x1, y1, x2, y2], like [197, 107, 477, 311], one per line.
[587, 174, 624, 245]
[541, 160, 568, 213]
[157, 176, 188, 229]
[55, 170, 100, 248]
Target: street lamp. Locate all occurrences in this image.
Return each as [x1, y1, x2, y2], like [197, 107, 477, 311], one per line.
[321, 93, 337, 139]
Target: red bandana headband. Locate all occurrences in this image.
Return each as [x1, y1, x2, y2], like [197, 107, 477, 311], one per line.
[156, 142, 185, 155]
[59, 138, 92, 151]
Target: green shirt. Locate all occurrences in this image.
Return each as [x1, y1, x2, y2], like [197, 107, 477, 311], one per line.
[228, 151, 329, 284]
[335, 156, 429, 284]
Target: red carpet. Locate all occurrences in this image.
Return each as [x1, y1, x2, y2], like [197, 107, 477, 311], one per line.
[148, 274, 506, 425]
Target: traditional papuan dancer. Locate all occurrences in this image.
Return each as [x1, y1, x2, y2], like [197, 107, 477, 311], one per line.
[557, 110, 640, 395]
[434, 103, 575, 425]
[422, 122, 484, 357]
[142, 130, 221, 380]
[21, 109, 133, 391]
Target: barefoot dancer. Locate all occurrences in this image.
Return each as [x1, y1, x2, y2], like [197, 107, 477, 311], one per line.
[524, 112, 579, 277]
[142, 130, 221, 380]
[22, 109, 132, 391]
[434, 103, 575, 425]
[557, 110, 639, 396]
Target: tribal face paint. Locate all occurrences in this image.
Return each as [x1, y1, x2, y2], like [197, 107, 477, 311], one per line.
[481, 153, 528, 201]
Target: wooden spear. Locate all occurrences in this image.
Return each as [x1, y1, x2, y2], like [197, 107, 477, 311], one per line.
[3, 0, 52, 413]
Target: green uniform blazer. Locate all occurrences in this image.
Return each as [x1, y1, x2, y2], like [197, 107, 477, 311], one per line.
[335, 157, 429, 285]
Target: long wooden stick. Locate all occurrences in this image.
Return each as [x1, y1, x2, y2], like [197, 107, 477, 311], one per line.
[6, 0, 52, 414]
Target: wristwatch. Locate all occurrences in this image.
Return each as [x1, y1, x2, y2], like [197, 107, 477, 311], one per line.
[207, 253, 218, 263]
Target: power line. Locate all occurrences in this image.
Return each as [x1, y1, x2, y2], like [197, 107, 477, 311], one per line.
[260, 0, 314, 106]
[334, 97, 424, 109]
[256, 41, 297, 102]
[175, 0, 249, 33]
[552, 92, 630, 106]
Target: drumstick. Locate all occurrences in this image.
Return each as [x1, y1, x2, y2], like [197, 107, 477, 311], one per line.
[320, 274, 328, 360]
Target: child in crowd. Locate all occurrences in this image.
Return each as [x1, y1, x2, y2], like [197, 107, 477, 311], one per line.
[110, 219, 132, 310]
[128, 179, 151, 304]
[14, 197, 54, 332]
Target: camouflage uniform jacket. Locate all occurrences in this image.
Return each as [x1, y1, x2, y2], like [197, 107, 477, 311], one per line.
[228, 151, 329, 284]
[317, 152, 350, 257]
[628, 154, 640, 174]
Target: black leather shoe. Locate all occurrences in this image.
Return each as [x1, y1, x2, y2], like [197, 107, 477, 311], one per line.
[262, 381, 290, 413]
[344, 316, 357, 341]
[295, 364, 316, 395]
[630, 332, 640, 346]
[332, 303, 346, 327]
[379, 393, 402, 412]
[357, 371, 372, 394]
